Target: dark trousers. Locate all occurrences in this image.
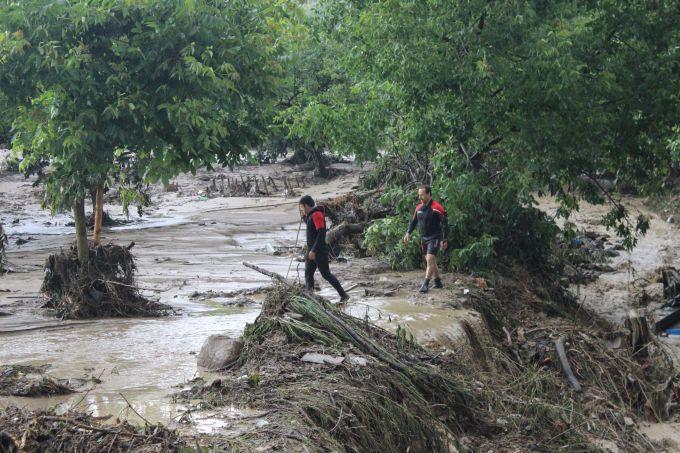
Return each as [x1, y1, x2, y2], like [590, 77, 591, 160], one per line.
[305, 252, 347, 297]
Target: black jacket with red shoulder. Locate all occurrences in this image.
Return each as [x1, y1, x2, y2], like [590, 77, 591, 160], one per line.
[406, 199, 449, 241]
[304, 206, 328, 253]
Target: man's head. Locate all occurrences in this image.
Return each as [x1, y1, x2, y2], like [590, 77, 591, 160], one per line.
[299, 195, 315, 216]
[417, 185, 432, 204]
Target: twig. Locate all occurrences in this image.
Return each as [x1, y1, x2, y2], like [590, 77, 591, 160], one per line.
[330, 407, 344, 433]
[286, 219, 303, 280]
[119, 393, 152, 426]
[345, 283, 361, 293]
[70, 368, 106, 410]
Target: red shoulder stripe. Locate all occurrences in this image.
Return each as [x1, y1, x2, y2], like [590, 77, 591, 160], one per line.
[431, 200, 446, 215]
[312, 211, 325, 229]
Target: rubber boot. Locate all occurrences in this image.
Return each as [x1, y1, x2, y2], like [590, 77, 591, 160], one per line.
[433, 277, 443, 289]
[419, 279, 430, 293]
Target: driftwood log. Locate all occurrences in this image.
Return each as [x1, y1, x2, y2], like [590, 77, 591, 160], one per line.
[326, 222, 367, 246]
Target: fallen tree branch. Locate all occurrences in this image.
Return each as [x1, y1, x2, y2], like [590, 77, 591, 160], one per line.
[326, 222, 366, 246]
[555, 337, 582, 392]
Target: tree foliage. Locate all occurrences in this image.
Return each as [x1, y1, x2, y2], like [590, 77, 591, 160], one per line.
[0, 0, 289, 261]
[0, 0, 287, 210]
[300, 0, 679, 270]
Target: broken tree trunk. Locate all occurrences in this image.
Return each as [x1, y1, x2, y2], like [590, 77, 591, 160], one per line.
[326, 222, 367, 246]
[555, 337, 582, 392]
[92, 185, 104, 246]
[624, 309, 651, 354]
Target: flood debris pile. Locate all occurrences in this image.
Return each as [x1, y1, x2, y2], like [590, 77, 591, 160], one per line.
[559, 230, 620, 284]
[180, 284, 473, 452]
[85, 210, 125, 229]
[202, 173, 309, 198]
[183, 271, 678, 452]
[41, 243, 171, 319]
[323, 190, 391, 257]
[0, 407, 185, 453]
[0, 365, 73, 397]
[454, 273, 678, 451]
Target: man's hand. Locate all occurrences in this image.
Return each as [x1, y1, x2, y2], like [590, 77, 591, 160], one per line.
[441, 241, 448, 252]
[308, 250, 316, 261]
[403, 233, 411, 244]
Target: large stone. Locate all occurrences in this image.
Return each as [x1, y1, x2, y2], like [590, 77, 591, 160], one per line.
[197, 335, 243, 370]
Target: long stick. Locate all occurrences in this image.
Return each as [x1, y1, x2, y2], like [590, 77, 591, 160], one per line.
[285, 219, 303, 279]
[555, 337, 582, 392]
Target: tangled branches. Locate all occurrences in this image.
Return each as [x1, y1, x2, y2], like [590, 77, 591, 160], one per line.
[41, 243, 171, 319]
[0, 407, 185, 452]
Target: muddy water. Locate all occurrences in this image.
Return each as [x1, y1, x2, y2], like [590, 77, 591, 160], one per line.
[537, 196, 680, 325]
[0, 170, 366, 427]
[1, 306, 258, 424]
[340, 291, 480, 348]
[0, 216, 300, 425]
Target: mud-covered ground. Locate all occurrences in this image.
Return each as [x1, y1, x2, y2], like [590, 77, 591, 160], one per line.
[1, 149, 678, 447]
[0, 153, 363, 427]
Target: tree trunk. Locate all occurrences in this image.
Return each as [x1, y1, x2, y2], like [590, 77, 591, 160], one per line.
[73, 198, 89, 266]
[312, 148, 328, 178]
[93, 185, 104, 246]
[326, 222, 367, 246]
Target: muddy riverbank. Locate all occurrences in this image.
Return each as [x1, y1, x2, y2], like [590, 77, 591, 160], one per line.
[1, 157, 678, 449]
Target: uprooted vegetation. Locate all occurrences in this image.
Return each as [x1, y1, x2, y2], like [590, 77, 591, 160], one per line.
[41, 243, 171, 319]
[177, 272, 677, 452]
[179, 284, 472, 451]
[0, 407, 186, 452]
[322, 190, 391, 258]
[0, 365, 73, 397]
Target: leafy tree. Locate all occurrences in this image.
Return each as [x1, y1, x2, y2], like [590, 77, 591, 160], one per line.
[0, 0, 286, 263]
[302, 0, 679, 270]
[259, 1, 387, 175]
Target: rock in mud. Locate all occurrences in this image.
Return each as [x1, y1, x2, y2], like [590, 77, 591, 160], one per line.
[197, 335, 243, 370]
[300, 352, 345, 365]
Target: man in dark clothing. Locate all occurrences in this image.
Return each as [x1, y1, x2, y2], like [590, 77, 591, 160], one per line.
[299, 195, 350, 302]
[403, 185, 449, 293]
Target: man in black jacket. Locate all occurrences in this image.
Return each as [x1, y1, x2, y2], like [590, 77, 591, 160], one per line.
[299, 195, 350, 302]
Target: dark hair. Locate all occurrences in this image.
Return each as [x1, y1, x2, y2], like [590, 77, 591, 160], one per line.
[419, 185, 431, 194]
[299, 195, 315, 207]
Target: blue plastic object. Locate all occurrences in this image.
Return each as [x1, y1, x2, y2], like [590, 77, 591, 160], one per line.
[665, 329, 680, 336]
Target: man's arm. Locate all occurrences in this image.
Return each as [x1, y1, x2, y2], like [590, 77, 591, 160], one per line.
[441, 212, 449, 239]
[406, 205, 419, 235]
[432, 201, 449, 248]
